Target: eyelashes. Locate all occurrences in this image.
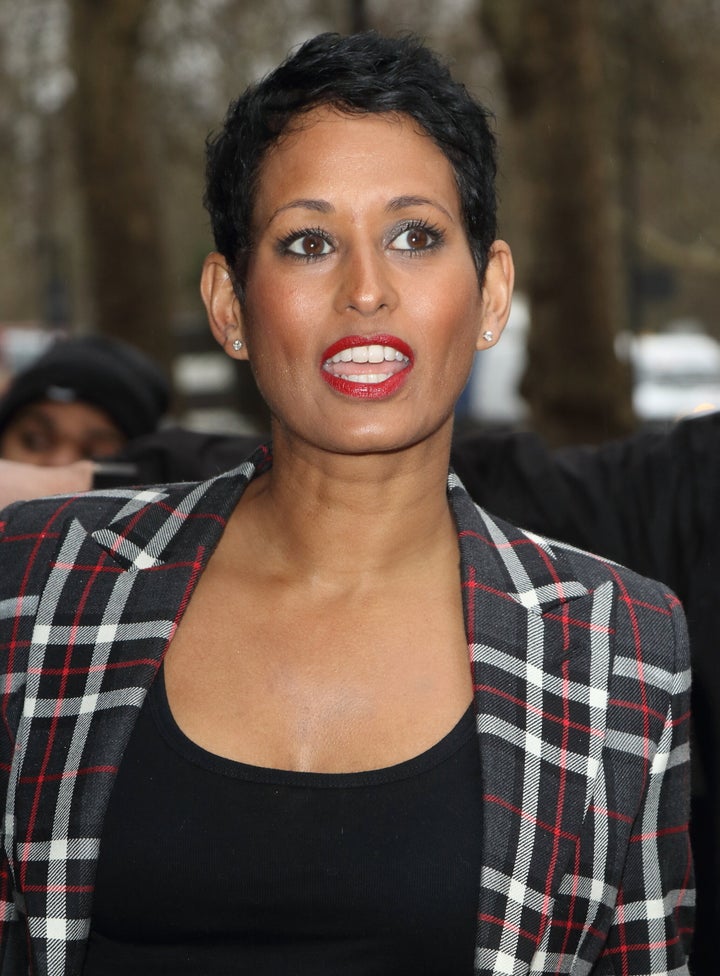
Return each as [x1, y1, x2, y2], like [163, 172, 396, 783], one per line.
[276, 219, 446, 261]
[389, 219, 445, 254]
[277, 226, 333, 259]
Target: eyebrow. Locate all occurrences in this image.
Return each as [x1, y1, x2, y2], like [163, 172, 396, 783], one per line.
[266, 194, 454, 226]
[267, 199, 333, 225]
[386, 195, 454, 221]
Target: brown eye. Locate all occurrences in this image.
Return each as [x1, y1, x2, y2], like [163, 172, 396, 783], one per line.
[286, 232, 332, 257]
[390, 224, 442, 252]
[302, 234, 325, 254]
[19, 426, 52, 453]
[406, 228, 429, 249]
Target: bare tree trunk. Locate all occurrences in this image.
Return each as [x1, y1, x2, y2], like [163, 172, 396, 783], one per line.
[349, 0, 370, 32]
[69, 0, 172, 370]
[482, 0, 635, 446]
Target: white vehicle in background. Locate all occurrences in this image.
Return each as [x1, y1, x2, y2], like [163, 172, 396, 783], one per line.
[462, 305, 720, 429]
[630, 328, 720, 423]
[0, 323, 55, 395]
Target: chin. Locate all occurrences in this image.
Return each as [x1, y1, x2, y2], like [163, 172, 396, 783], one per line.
[326, 424, 452, 458]
[274, 408, 453, 458]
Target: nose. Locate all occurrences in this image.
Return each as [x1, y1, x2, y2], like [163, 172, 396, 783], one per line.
[45, 443, 84, 467]
[337, 245, 398, 317]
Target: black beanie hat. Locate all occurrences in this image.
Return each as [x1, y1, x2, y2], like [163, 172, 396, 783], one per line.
[0, 335, 170, 440]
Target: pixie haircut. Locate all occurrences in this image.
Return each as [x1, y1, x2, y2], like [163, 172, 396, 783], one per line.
[204, 31, 498, 297]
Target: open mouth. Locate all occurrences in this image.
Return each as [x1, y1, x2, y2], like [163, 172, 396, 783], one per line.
[321, 336, 413, 399]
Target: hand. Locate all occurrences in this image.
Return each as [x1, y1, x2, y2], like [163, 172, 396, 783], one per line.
[0, 459, 94, 507]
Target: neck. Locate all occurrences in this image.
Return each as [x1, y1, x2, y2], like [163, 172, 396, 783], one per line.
[238, 423, 457, 580]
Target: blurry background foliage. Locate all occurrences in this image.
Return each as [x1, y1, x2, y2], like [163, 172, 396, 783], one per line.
[1, 0, 719, 444]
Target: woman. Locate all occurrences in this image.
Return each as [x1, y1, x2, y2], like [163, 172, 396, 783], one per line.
[0, 32, 692, 975]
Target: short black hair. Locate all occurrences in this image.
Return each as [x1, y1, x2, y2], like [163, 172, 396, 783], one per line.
[204, 31, 497, 298]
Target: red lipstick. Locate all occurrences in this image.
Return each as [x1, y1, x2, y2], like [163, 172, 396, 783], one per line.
[320, 334, 413, 400]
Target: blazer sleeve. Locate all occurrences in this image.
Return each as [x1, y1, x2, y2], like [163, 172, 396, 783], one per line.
[598, 590, 694, 973]
[0, 496, 70, 971]
[0, 501, 30, 969]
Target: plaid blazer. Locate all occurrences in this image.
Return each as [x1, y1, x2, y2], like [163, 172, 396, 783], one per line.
[0, 446, 693, 975]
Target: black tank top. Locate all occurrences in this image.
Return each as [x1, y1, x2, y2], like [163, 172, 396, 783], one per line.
[83, 665, 483, 975]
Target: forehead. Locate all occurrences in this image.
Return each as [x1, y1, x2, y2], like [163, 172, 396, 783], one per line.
[252, 107, 460, 222]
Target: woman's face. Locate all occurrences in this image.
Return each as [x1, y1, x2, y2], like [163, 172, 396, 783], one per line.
[207, 107, 512, 456]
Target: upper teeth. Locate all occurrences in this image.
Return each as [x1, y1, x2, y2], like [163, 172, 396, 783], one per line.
[326, 344, 408, 365]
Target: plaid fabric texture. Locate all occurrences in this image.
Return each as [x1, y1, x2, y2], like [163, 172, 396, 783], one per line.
[0, 448, 692, 975]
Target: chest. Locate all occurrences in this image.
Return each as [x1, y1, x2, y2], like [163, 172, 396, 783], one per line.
[163, 548, 473, 773]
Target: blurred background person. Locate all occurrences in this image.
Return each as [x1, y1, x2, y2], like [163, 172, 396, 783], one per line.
[0, 334, 170, 466]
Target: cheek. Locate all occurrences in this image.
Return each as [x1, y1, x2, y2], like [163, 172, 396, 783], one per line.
[427, 277, 483, 348]
[243, 277, 319, 358]
[241, 296, 316, 411]
[416, 251, 481, 317]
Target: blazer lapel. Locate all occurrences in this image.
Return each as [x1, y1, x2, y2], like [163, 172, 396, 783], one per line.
[449, 476, 613, 974]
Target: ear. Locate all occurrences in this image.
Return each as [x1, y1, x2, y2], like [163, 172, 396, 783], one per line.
[475, 240, 515, 351]
[200, 252, 249, 360]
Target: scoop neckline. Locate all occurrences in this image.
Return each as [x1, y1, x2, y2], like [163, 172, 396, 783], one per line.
[150, 663, 477, 788]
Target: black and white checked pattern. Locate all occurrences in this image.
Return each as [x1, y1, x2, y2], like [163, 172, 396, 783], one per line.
[0, 448, 692, 974]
